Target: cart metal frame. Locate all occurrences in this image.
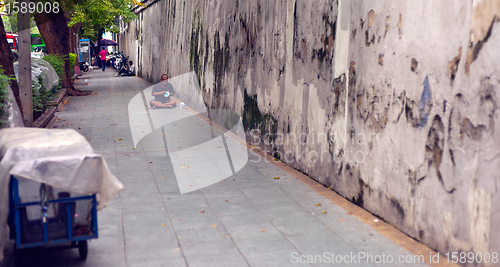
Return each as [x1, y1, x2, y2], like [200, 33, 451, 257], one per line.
[8, 177, 98, 264]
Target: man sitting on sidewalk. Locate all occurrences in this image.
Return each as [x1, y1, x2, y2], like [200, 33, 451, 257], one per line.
[150, 74, 177, 108]
[116, 61, 135, 76]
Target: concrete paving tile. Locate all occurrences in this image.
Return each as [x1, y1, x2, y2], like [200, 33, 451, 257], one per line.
[210, 202, 262, 217]
[166, 203, 213, 220]
[286, 233, 356, 255]
[185, 252, 249, 267]
[232, 235, 296, 256]
[264, 209, 318, 225]
[225, 222, 282, 239]
[128, 256, 186, 267]
[274, 220, 333, 236]
[217, 211, 269, 227]
[176, 225, 229, 242]
[243, 249, 309, 267]
[125, 244, 183, 266]
[122, 210, 170, 223]
[170, 214, 221, 231]
[255, 200, 309, 216]
[119, 193, 164, 205]
[179, 238, 240, 257]
[121, 198, 166, 214]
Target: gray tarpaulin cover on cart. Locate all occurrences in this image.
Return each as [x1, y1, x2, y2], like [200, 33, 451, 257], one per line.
[0, 128, 123, 262]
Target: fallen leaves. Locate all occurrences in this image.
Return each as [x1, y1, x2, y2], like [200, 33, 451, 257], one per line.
[211, 225, 217, 228]
[225, 199, 229, 202]
[274, 177, 280, 180]
[199, 211, 205, 213]
[347, 212, 353, 215]
[161, 224, 166, 227]
[315, 204, 322, 206]
[260, 229, 265, 232]
[339, 220, 344, 223]
[322, 211, 327, 214]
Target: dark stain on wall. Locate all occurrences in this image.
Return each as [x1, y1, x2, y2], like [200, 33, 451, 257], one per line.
[365, 30, 375, 46]
[390, 198, 406, 221]
[411, 58, 418, 72]
[426, 115, 455, 193]
[460, 118, 487, 141]
[472, 20, 495, 64]
[426, 115, 444, 180]
[242, 90, 278, 146]
[352, 177, 365, 207]
[406, 77, 432, 129]
[447, 47, 462, 85]
[189, 8, 203, 81]
[466, 18, 499, 75]
[212, 31, 230, 108]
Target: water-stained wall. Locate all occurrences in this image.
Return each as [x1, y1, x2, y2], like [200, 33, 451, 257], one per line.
[119, 0, 500, 263]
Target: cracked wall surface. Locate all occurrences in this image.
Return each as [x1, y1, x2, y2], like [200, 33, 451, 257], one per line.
[119, 0, 500, 263]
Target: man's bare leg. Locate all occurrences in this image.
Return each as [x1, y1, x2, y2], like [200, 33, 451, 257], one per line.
[150, 100, 177, 108]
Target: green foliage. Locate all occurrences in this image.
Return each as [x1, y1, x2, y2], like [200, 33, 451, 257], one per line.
[68, 0, 136, 35]
[0, 12, 38, 34]
[0, 68, 11, 127]
[69, 53, 76, 76]
[1, 13, 17, 33]
[32, 76, 56, 113]
[42, 54, 64, 81]
[69, 53, 76, 67]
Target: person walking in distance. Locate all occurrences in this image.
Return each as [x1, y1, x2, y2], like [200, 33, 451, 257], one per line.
[98, 48, 109, 71]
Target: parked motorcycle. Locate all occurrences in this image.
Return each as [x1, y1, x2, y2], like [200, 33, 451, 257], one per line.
[79, 61, 90, 72]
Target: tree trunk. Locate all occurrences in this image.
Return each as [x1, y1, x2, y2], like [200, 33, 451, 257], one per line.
[0, 18, 23, 119]
[34, 11, 87, 96]
[69, 22, 82, 67]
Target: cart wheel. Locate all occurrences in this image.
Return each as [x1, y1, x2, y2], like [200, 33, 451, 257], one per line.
[78, 241, 88, 260]
[13, 244, 21, 267]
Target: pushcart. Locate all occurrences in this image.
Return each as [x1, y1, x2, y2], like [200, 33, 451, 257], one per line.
[8, 176, 98, 266]
[0, 128, 123, 266]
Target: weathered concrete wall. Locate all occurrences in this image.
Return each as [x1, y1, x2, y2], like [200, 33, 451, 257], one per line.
[120, 0, 500, 263]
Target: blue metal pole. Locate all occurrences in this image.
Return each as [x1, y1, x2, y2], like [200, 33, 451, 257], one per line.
[67, 202, 72, 240]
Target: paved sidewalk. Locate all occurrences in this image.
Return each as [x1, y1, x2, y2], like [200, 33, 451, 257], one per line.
[1, 69, 429, 267]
